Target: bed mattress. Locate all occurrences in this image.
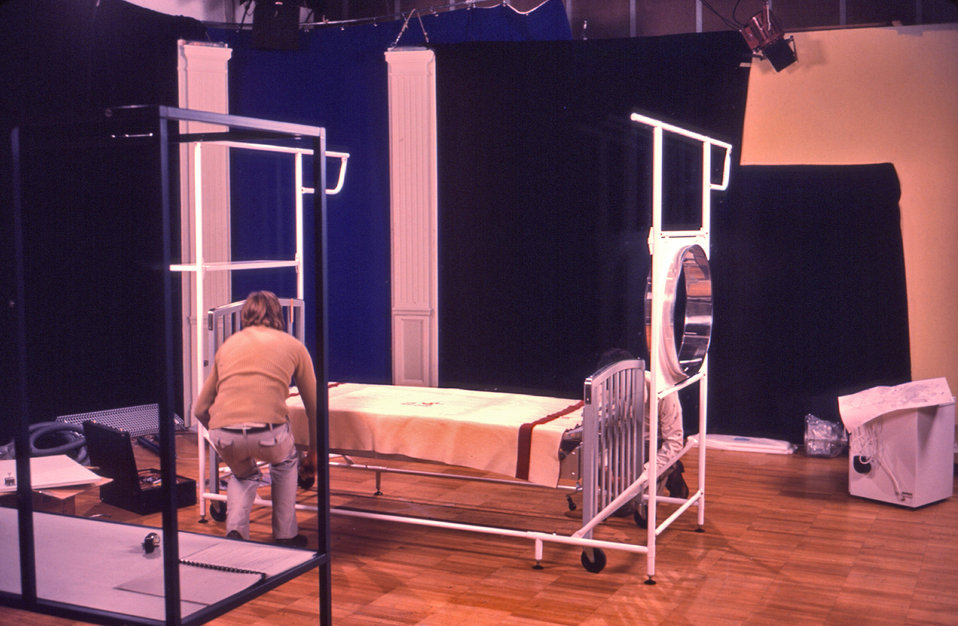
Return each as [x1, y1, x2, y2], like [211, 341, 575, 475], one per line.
[286, 383, 583, 487]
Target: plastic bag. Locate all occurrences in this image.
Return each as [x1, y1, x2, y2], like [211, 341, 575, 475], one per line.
[803, 413, 848, 457]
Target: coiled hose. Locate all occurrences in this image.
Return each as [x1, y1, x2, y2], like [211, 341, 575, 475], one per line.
[0, 422, 88, 465]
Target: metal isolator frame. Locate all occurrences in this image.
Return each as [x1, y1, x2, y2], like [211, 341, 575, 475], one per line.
[631, 111, 732, 583]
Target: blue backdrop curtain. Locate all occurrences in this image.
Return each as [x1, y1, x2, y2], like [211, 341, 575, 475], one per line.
[208, 0, 572, 385]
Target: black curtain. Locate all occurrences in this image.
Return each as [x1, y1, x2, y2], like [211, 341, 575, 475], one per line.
[1, 0, 206, 444]
[434, 34, 910, 443]
[710, 164, 910, 442]
[435, 32, 751, 398]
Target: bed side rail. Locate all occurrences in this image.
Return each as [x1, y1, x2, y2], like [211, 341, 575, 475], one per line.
[580, 358, 645, 531]
[206, 297, 305, 364]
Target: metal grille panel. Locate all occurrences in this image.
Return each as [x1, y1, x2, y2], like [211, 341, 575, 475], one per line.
[581, 359, 645, 533]
[56, 404, 183, 438]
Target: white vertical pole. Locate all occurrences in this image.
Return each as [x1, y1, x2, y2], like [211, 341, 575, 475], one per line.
[698, 354, 708, 526]
[702, 142, 712, 236]
[645, 124, 665, 581]
[193, 141, 205, 405]
[295, 152, 305, 300]
[192, 140, 207, 519]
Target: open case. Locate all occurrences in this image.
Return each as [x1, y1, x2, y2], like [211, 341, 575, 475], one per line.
[83, 421, 196, 515]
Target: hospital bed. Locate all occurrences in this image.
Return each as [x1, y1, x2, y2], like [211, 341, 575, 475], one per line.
[197, 299, 672, 574]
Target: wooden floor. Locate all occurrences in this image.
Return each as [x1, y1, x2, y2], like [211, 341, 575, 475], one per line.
[4, 431, 958, 625]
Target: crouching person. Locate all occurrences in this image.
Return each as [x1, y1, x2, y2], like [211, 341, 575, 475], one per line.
[194, 291, 318, 547]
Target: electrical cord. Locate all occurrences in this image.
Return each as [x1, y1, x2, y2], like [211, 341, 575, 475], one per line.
[699, 0, 745, 30]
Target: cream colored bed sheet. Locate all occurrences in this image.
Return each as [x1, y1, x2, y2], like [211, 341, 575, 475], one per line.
[286, 383, 583, 487]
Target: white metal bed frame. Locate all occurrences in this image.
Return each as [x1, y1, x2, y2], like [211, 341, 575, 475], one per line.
[190, 112, 731, 580]
[196, 302, 652, 574]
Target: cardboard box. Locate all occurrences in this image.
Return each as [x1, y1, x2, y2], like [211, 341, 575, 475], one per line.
[0, 486, 86, 515]
[848, 401, 955, 508]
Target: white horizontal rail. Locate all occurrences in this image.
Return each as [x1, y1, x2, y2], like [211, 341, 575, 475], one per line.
[329, 459, 579, 492]
[190, 139, 350, 195]
[198, 492, 649, 555]
[630, 111, 732, 191]
[331, 507, 651, 556]
[655, 489, 703, 536]
[170, 259, 299, 273]
[656, 370, 705, 399]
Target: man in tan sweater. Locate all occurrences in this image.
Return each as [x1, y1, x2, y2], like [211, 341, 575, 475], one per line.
[194, 291, 318, 546]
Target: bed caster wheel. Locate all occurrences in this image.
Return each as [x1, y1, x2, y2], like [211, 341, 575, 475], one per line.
[209, 500, 227, 522]
[566, 494, 577, 511]
[580, 548, 607, 573]
[633, 504, 648, 529]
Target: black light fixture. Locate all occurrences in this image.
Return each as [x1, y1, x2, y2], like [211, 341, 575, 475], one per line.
[740, 2, 797, 71]
[251, 0, 301, 50]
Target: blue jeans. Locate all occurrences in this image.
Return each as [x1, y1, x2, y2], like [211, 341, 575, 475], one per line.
[210, 422, 299, 540]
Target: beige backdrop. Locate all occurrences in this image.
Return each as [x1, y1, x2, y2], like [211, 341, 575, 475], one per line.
[741, 23, 958, 413]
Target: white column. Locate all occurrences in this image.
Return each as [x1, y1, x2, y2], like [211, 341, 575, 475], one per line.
[385, 48, 438, 387]
[177, 40, 232, 423]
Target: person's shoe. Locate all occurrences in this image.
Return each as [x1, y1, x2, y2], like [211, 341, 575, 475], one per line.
[226, 530, 244, 540]
[275, 534, 308, 548]
[665, 461, 690, 499]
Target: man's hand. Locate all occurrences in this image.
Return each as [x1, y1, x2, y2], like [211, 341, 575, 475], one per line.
[194, 411, 211, 430]
[298, 449, 318, 489]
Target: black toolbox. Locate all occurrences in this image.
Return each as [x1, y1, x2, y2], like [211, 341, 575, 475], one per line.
[82, 420, 196, 514]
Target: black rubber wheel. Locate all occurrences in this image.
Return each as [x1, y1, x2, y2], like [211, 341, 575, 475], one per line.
[633, 503, 648, 529]
[581, 548, 607, 573]
[209, 500, 227, 522]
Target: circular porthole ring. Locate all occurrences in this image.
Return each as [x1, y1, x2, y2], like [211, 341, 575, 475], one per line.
[644, 244, 713, 385]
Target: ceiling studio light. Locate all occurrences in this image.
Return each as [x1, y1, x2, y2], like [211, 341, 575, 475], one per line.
[740, 2, 797, 71]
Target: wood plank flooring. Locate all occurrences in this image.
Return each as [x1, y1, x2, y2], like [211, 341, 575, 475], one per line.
[3, 431, 957, 624]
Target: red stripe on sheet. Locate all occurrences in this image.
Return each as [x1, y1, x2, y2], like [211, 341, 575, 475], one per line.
[515, 400, 584, 481]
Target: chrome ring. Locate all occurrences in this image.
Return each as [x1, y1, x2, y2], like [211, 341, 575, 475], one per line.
[645, 244, 713, 384]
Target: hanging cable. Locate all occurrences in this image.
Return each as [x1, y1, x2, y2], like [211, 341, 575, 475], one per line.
[699, 0, 743, 30]
[416, 9, 430, 43]
[389, 9, 418, 48]
[730, 0, 748, 28]
[205, 0, 557, 31]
